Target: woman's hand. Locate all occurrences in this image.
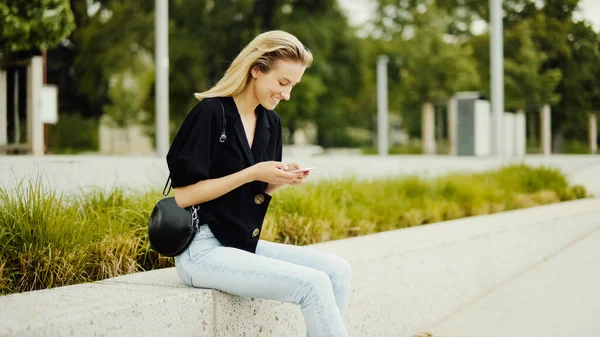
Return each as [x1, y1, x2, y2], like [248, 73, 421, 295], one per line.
[247, 161, 303, 185]
[283, 162, 311, 187]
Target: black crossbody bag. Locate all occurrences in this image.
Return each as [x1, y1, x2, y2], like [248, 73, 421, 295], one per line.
[148, 98, 227, 257]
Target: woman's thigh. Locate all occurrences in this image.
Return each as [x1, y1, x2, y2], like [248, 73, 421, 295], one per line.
[255, 240, 352, 281]
[176, 235, 330, 304]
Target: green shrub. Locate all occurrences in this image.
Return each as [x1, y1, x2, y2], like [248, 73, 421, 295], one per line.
[527, 139, 597, 154]
[562, 140, 592, 154]
[0, 165, 588, 295]
[47, 114, 99, 154]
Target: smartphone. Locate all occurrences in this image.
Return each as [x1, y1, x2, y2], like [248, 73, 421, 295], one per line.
[287, 167, 316, 173]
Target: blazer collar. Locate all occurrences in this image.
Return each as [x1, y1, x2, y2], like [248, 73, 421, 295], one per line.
[221, 96, 271, 165]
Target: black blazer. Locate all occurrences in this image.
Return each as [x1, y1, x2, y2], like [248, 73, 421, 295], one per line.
[166, 96, 283, 253]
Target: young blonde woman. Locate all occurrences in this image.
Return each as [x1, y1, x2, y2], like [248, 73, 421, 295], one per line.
[166, 30, 352, 337]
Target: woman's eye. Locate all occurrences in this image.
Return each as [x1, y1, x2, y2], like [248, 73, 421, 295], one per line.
[279, 81, 286, 86]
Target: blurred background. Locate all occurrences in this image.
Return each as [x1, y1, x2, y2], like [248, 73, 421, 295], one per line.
[0, 0, 599, 156]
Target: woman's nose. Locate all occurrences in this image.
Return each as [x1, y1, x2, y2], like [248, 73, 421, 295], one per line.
[281, 90, 291, 101]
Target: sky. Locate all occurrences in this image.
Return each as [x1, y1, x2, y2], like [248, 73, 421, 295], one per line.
[338, 0, 600, 33]
[576, 0, 600, 31]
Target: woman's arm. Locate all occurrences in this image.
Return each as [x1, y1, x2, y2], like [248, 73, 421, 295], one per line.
[174, 168, 253, 208]
[174, 161, 302, 208]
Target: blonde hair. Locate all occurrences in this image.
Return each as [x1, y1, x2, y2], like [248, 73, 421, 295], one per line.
[194, 30, 313, 100]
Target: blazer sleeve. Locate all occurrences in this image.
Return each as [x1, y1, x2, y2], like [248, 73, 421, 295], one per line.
[166, 100, 219, 188]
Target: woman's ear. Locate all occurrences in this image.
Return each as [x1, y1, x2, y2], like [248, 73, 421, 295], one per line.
[251, 66, 261, 79]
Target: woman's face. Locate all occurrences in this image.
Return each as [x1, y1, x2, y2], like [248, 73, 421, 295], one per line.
[252, 59, 306, 110]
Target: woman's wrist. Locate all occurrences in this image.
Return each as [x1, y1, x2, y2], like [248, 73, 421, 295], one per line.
[264, 183, 283, 195]
[242, 166, 256, 183]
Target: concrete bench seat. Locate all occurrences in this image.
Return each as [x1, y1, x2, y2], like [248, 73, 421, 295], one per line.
[1, 197, 599, 337]
[0, 268, 305, 337]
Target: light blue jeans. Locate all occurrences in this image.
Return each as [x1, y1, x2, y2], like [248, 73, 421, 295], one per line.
[174, 224, 352, 337]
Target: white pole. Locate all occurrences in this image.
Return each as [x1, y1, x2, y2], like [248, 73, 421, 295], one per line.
[541, 104, 552, 155]
[377, 55, 389, 156]
[155, 0, 169, 157]
[490, 0, 504, 156]
[589, 113, 597, 154]
[448, 97, 457, 156]
[422, 102, 436, 154]
[28, 56, 44, 155]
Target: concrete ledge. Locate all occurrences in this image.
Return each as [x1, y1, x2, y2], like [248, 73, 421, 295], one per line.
[0, 280, 214, 337]
[1, 198, 599, 337]
[103, 270, 305, 337]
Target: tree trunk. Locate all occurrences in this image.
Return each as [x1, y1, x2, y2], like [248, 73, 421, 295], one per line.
[422, 102, 436, 155]
[124, 126, 131, 154]
[589, 113, 597, 154]
[436, 105, 444, 141]
[527, 109, 536, 145]
[14, 68, 20, 145]
[515, 109, 526, 156]
[552, 126, 565, 153]
[0, 69, 6, 153]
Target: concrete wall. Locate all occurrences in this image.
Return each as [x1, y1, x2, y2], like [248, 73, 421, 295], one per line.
[99, 123, 155, 155]
[1, 198, 599, 337]
[503, 112, 515, 156]
[515, 111, 526, 156]
[501, 112, 526, 157]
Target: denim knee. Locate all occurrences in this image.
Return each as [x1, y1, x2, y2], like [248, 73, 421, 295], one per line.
[331, 257, 352, 285]
[299, 271, 333, 303]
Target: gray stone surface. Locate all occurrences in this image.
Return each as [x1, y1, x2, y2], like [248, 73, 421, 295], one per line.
[213, 293, 305, 337]
[429, 222, 600, 336]
[103, 269, 308, 336]
[0, 282, 213, 337]
[101, 267, 188, 288]
[332, 198, 600, 336]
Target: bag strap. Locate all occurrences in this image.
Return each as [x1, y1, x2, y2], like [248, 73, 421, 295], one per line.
[163, 98, 227, 197]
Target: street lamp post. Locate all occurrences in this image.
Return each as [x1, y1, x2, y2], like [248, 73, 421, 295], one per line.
[490, 0, 504, 156]
[155, 0, 169, 157]
[377, 55, 389, 156]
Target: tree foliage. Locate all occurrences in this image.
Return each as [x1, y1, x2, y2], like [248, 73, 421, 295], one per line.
[395, 6, 480, 105]
[504, 19, 562, 110]
[0, 0, 75, 65]
[4, 0, 597, 150]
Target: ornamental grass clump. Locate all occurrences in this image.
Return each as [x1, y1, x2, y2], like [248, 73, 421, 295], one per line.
[0, 165, 587, 295]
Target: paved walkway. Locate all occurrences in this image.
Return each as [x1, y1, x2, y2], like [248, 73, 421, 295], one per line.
[427, 219, 600, 337]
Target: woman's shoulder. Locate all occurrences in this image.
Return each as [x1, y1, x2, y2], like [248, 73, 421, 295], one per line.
[191, 97, 223, 115]
[182, 97, 227, 126]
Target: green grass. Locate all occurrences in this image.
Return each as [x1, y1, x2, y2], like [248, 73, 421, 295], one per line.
[0, 164, 587, 295]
